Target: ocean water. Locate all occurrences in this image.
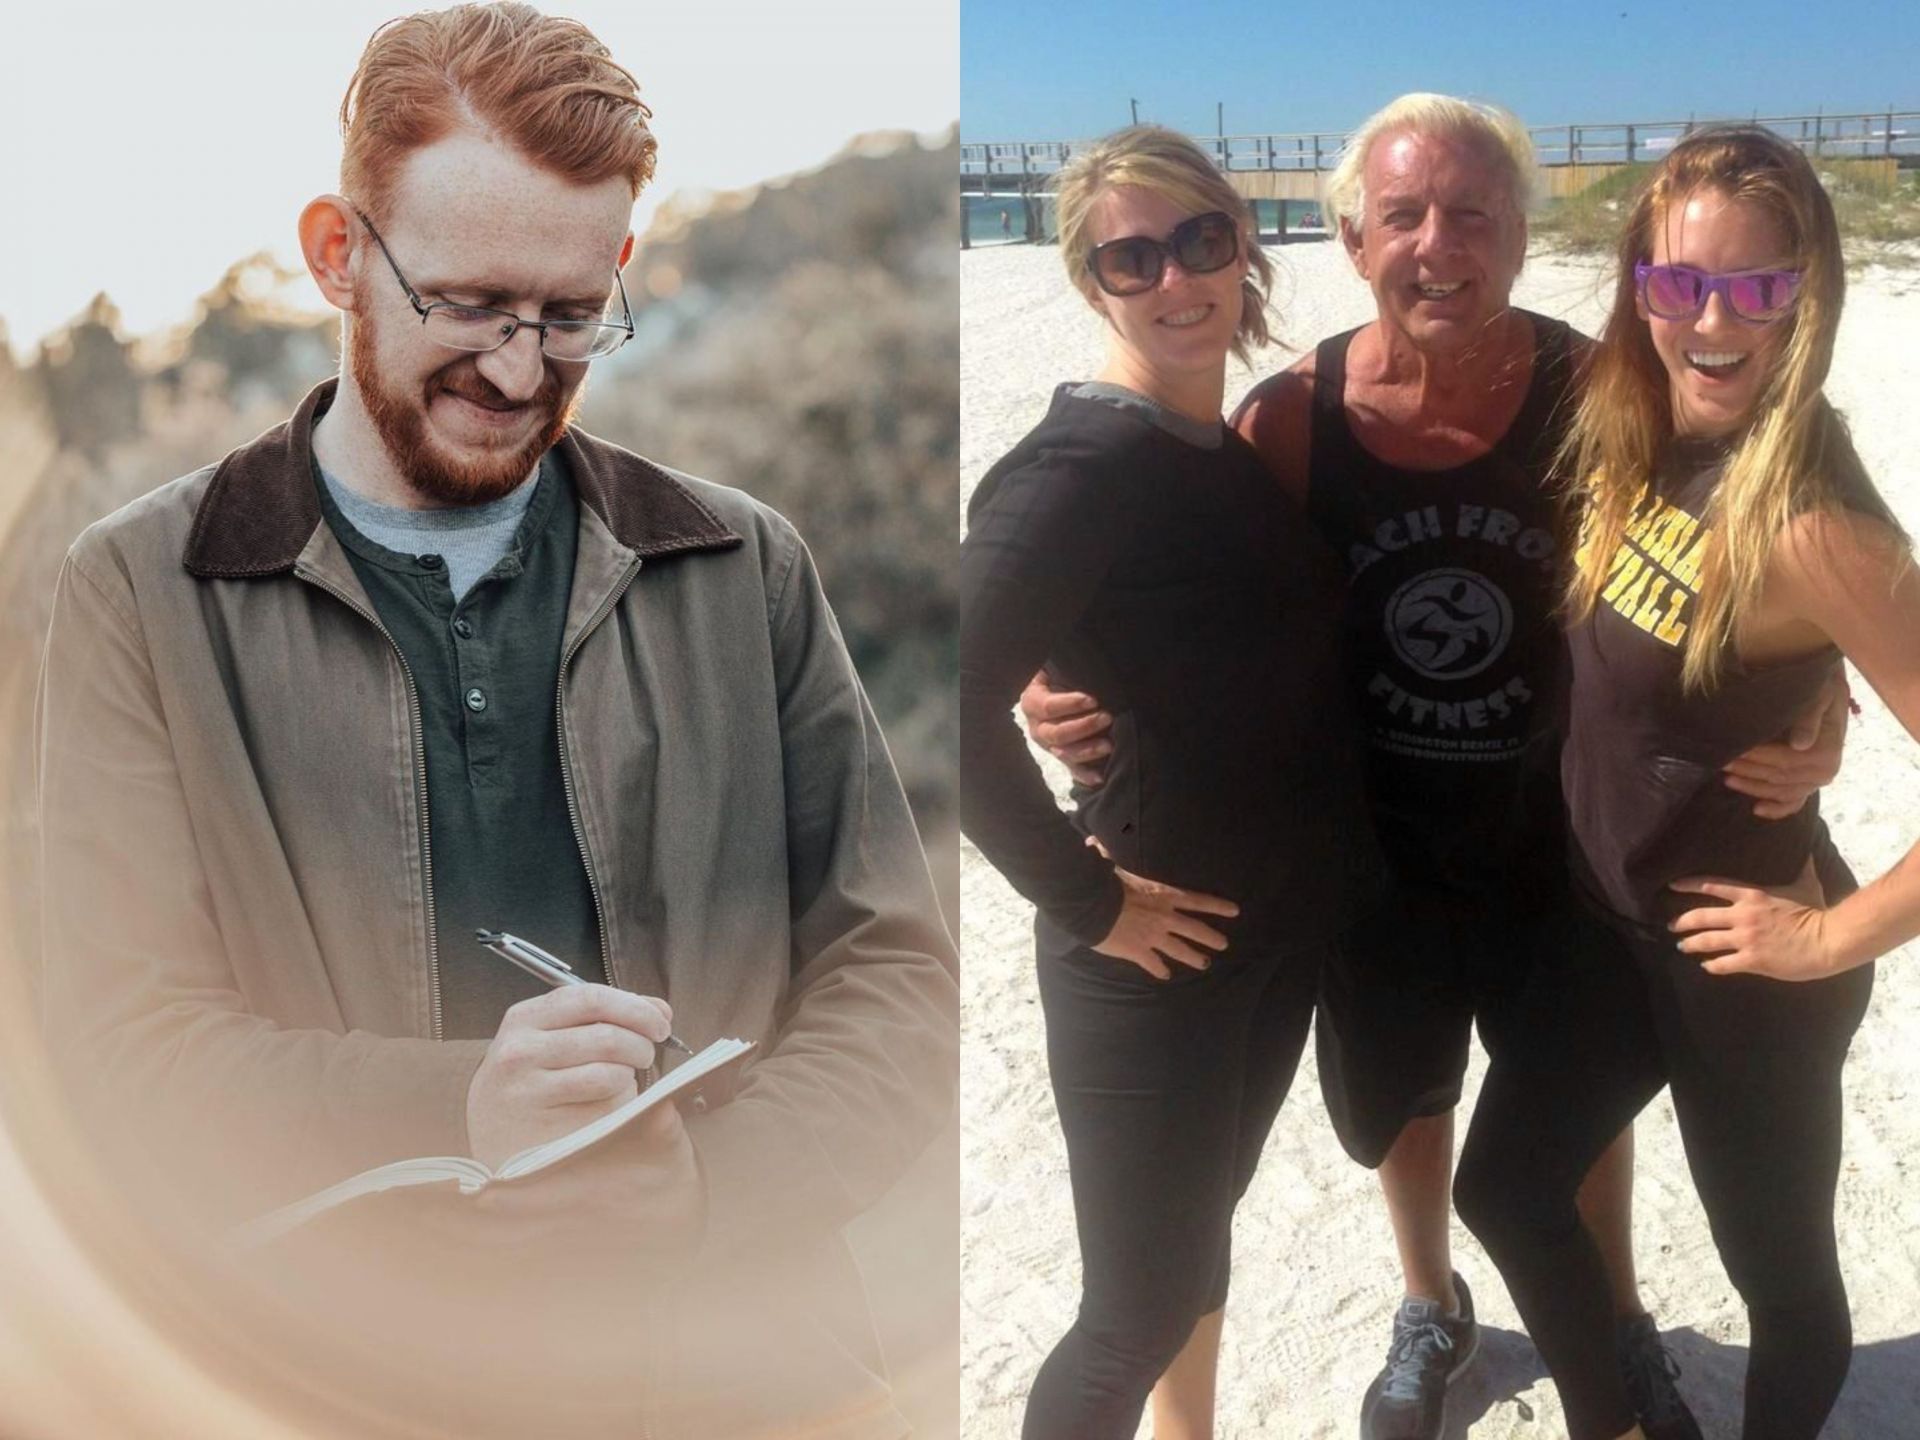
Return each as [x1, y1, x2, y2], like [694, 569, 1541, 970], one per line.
[1248, 199, 1331, 236]
[965, 194, 1328, 246]
[964, 195, 1047, 245]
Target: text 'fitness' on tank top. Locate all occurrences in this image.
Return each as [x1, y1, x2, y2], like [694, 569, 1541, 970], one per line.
[1305, 311, 1577, 896]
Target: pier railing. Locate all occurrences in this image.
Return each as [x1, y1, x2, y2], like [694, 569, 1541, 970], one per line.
[960, 110, 1920, 190]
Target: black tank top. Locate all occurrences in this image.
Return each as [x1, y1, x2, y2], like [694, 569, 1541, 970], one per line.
[1564, 435, 1853, 930]
[1306, 311, 1577, 896]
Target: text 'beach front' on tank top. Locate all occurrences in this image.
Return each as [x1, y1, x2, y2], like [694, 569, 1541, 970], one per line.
[1562, 435, 1848, 931]
[1305, 311, 1577, 896]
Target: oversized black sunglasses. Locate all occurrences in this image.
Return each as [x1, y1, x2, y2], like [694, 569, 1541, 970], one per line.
[1086, 210, 1240, 297]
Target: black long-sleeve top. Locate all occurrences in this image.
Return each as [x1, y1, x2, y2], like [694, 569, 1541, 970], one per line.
[960, 385, 1384, 956]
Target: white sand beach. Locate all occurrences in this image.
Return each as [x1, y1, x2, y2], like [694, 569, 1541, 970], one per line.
[959, 240, 1920, 1439]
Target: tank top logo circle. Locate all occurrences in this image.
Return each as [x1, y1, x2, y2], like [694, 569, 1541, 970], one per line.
[1384, 568, 1514, 681]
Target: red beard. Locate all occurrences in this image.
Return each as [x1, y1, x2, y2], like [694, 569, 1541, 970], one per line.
[347, 307, 583, 506]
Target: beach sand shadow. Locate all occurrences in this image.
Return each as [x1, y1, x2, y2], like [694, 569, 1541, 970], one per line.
[1439, 1325, 1920, 1437]
[1441, 1324, 1551, 1437]
[1655, 1326, 1920, 1439]
[1833, 1333, 1920, 1437]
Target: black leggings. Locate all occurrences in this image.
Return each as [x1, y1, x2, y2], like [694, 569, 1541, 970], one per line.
[1456, 901, 1872, 1440]
[1022, 937, 1321, 1440]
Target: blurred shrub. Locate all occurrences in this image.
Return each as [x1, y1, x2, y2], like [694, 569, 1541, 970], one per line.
[0, 130, 960, 956]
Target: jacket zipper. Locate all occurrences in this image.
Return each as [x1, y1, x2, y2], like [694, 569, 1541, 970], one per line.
[553, 551, 651, 1440]
[554, 554, 643, 996]
[297, 568, 444, 1041]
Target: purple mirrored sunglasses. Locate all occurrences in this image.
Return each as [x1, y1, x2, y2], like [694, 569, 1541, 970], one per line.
[1634, 262, 1803, 324]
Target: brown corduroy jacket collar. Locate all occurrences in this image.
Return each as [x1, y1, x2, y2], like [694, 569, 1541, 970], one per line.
[182, 378, 743, 578]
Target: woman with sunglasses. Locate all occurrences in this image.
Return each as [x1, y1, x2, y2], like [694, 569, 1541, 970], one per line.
[961, 126, 1387, 1439]
[1455, 127, 1918, 1440]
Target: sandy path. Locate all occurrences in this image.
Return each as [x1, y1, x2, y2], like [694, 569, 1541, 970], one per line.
[960, 241, 1920, 1439]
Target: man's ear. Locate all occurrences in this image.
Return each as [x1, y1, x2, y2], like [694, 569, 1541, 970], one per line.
[1340, 216, 1369, 280]
[300, 196, 359, 313]
[618, 231, 635, 270]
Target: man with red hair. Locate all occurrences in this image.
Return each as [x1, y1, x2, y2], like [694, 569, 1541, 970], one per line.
[35, 5, 955, 1435]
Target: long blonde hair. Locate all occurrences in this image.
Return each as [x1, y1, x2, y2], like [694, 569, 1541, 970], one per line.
[1563, 125, 1886, 691]
[1052, 126, 1274, 364]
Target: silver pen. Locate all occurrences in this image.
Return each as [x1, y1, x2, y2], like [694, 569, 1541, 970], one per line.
[475, 929, 694, 1057]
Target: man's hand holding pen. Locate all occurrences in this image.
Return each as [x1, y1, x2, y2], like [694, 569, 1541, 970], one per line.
[466, 983, 677, 1168]
[466, 983, 706, 1255]
[464, 931, 707, 1251]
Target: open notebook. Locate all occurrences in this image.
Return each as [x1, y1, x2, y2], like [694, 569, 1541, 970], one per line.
[234, 1037, 754, 1248]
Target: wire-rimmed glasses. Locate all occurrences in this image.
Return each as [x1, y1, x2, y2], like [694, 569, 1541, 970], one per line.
[354, 208, 634, 361]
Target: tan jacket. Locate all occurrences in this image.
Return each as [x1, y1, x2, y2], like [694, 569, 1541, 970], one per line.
[36, 380, 957, 1438]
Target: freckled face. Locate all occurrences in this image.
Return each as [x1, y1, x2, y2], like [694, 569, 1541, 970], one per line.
[1641, 188, 1797, 438]
[349, 129, 632, 504]
[1083, 185, 1248, 386]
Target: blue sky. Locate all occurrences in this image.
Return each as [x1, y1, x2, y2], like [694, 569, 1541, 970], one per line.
[962, 0, 1919, 140]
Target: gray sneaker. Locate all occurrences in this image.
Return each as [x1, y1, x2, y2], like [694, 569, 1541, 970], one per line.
[1617, 1313, 1704, 1440]
[1359, 1272, 1481, 1440]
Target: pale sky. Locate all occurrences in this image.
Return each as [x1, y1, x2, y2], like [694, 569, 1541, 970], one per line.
[0, 0, 957, 353]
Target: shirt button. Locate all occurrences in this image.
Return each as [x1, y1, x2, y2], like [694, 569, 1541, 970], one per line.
[464, 687, 488, 712]
[417, 553, 444, 570]
[452, 618, 475, 639]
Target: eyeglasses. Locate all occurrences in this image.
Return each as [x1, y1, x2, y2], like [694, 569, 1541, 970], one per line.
[1086, 210, 1241, 297]
[354, 209, 634, 361]
[1634, 262, 1803, 325]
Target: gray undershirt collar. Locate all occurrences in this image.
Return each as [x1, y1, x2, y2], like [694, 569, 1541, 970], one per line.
[318, 465, 541, 600]
[1069, 381, 1225, 450]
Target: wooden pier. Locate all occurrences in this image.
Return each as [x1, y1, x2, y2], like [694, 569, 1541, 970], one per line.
[961, 110, 1917, 244]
